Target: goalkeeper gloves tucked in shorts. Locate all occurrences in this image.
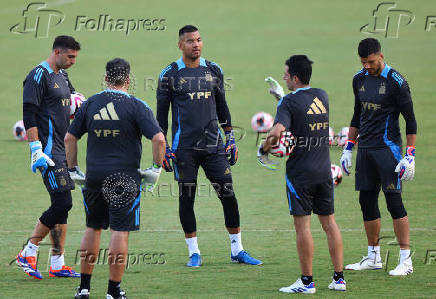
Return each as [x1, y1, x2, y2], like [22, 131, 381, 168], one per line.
[29, 140, 55, 174]
[395, 146, 415, 181]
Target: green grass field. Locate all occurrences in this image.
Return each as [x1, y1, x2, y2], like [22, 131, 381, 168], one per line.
[1, 0, 436, 298]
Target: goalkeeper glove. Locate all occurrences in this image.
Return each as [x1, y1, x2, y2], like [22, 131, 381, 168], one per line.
[340, 140, 355, 175]
[138, 162, 162, 192]
[163, 145, 176, 172]
[68, 166, 86, 185]
[225, 130, 238, 166]
[265, 76, 285, 100]
[257, 143, 278, 170]
[395, 146, 415, 181]
[29, 141, 55, 174]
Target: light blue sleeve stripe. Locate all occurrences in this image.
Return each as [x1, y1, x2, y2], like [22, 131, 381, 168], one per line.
[43, 118, 54, 158]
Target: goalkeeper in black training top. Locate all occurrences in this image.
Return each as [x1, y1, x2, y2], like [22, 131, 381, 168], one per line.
[156, 25, 262, 267]
[341, 38, 417, 276]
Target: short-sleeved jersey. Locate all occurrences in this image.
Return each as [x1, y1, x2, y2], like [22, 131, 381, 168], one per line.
[351, 64, 412, 150]
[274, 87, 331, 184]
[68, 90, 162, 190]
[156, 57, 231, 152]
[23, 61, 74, 158]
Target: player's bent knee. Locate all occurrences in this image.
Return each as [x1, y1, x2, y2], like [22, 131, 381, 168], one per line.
[385, 192, 407, 219]
[359, 190, 381, 221]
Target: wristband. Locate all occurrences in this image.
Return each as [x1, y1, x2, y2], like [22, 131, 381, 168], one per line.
[406, 146, 415, 157]
[344, 140, 356, 151]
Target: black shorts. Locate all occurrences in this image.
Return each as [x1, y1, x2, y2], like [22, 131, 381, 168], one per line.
[81, 188, 141, 231]
[285, 175, 334, 216]
[173, 148, 232, 182]
[42, 158, 74, 194]
[356, 147, 401, 193]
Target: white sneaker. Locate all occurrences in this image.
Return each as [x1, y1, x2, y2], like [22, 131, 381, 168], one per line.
[328, 278, 346, 291]
[345, 256, 382, 270]
[389, 258, 413, 276]
[279, 278, 316, 294]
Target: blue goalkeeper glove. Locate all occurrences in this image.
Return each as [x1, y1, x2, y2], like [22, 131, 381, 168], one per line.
[29, 141, 55, 174]
[162, 145, 176, 172]
[225, 130, 238, 166]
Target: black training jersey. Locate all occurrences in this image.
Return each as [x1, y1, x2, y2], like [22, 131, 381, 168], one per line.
[351, 64, 412, 151]
[156, 57, 232, 152]
[68, 90, 162, 190]
[23, 61, 74, 158]
[274, 87, 331, 184]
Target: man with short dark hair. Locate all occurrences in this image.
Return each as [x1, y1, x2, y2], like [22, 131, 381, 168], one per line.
[156, 25, 262, 267]
[259, 55, 346, 293]
[341, 38, 417, 276]
[17, 35, 81, 280]
[66, 58, 165, 299]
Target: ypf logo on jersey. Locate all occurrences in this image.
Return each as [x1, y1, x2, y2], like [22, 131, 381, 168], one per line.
[360, 2, 414, 38]
[10, 3, 65, 38]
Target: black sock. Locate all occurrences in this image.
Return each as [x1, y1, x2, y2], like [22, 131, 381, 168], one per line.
[80, 273, 92, 290]
[108, 280, 121, 298]
[334, 271, 344, 281]
[301, 275, 313, 285]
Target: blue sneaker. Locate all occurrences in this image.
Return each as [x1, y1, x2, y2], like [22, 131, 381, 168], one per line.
[231, 250, 262, 265]
[16, 251, 43, 280]
[49, 265, 80, 277]
[186, 253, 202, 267]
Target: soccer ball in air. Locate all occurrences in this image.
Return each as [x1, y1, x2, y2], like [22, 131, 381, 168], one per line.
[270, 131, 295, 157]
[70, 92, 86, 119]
[12, 120, 27, 141]
[251, 112, 273, 133]
[331, 164, 343, 186]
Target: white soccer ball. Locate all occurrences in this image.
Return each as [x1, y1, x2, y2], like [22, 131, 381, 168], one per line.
[329, 126, 335, 146]
[270, 131, 295, 158]
[251, 112, 273, 133]
[12, 120, 27, 141]
[70, 92, 86, 119]
[331, 164, 343, 186]
[337, 127, 349, 147]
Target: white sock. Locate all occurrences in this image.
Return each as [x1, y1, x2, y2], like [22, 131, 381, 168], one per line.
[23, 241, 39, 257]
[185, 237, 200, 257]
[368, 245, 381, 262]
[400, 249, 411, 263]
[229, 233, 244, 256]
[50, 254, 64, 270]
